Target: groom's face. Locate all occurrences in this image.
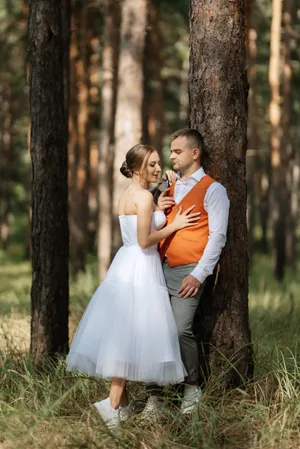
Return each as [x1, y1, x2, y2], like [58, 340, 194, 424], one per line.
[170, 136, 198, 172]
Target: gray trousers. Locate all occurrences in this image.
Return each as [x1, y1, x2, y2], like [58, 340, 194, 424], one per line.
[163, 260, 204, 383]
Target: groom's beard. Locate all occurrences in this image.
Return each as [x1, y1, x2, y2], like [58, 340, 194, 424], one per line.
[149, 175, 170, 204]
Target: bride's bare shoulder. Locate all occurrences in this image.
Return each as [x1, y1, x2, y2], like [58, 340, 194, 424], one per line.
[135, 189, 154, 208]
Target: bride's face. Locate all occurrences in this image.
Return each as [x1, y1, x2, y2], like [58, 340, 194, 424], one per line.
[142, 151, 162, 184]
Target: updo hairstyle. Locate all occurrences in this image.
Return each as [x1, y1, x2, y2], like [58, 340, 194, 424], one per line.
[120, 144, 155, 179]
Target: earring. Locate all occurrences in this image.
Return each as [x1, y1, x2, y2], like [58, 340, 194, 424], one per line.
[138, 174, 140, 183]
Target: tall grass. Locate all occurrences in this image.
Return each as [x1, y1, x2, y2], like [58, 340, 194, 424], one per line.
[1, 248, 300, 448]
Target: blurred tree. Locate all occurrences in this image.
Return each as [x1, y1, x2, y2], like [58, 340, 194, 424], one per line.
[29, 0, 69, 363]
[97, 0, 120, 280]
[0, 0, 27, 250]
[284, 0, 299, 270]
[189, 0, 253, 386]
[69, 0, 92, 276]
[142, 0, 164, 160]
[112, 0, 148, 255]
[245, 0, 259, 264]
[269, 0, 284, 280]
[0, 83, 14, 249]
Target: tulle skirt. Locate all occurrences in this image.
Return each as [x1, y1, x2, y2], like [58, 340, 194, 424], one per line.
[66, 245, 186, 385]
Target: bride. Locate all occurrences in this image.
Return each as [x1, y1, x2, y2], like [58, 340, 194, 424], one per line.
[66, 144, 200, 427]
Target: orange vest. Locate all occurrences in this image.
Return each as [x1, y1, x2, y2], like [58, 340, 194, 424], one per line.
[159, 175, 215, 267]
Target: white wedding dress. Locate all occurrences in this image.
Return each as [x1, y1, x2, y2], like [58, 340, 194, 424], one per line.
[66, 210, 186, 385]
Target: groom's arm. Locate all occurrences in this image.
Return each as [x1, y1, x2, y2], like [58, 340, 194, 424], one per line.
[178, 182, 229, 298]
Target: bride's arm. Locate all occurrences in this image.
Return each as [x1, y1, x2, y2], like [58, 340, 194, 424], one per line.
[136, 191, 199, 250]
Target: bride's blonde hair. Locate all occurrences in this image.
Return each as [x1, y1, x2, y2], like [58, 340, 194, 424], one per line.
[120, 144, 155, 179]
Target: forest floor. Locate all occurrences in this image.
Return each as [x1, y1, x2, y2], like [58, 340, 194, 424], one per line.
[1, 245, 300, 449]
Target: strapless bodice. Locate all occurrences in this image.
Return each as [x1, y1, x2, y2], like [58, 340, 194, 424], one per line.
[119, 210, 166, 248]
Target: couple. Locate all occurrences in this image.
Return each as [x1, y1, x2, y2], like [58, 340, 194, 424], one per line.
[66, 128, 230, 427]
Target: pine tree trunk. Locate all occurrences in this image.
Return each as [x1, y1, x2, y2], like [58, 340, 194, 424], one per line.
[69, 1, 91, 275]
[269, 0, 284, 280]
[98, 0, 120, 280]
[142, 0, 164, 160]
[0, 83, 13, 250]
[62, 0, 71, 141]
[282, 0, 295, 269]
[112, 0, 147, 255]
[189, 0, 253, 387]
[29, 0, 69, 363]
[245, 0, 259, 264]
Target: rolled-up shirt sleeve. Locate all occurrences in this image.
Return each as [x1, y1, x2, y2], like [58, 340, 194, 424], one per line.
[191, 182, 230, 284]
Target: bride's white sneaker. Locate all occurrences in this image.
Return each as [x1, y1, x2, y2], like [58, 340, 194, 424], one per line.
[94, 398, 132, 429]
[180, 385, 202, 415]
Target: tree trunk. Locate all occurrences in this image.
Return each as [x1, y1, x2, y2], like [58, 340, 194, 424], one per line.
[287, 117, 300, 270]
[62, 0, 71, 142]
[0, 83, 13, 250]
[189, 0, 253, 387]
[142, 0, 164, 160]
[112, 0, 148, 255]
[282, 0, 295, 269]
[245, 0, 259, 264]
[29, 0, 69, 363]
[269, 0, 284, 280]
[69, 1, 91, 276]
[97, 0, 120, 280]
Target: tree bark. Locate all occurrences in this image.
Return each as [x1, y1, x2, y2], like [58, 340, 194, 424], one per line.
[62, 0, 71, 142]
[112, 0, 148, 255]
[97, 0, 120, 280]
[189, 0, 253, 387]
[29, 0, 69, 363]
[269, 0, 285, 280]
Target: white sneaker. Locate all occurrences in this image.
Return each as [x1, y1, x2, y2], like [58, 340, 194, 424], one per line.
[141, 396, 164, 417]
[94, 397, 132, 429]
[180, 385, 202, 415]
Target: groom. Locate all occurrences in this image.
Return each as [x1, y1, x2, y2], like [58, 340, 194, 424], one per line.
[146, 128, 230, 414]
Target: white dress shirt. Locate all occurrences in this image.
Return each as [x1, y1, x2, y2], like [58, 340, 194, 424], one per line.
[174, 167, 229, 284]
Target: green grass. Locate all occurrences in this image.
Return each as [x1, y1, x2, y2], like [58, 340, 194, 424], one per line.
[1, 247, 300, 448]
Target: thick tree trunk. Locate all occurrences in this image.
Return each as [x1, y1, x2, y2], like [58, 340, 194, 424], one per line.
[189, 0, 253, 387]
[142, 0, 164, 160]
[269, 0, 285, 280]
[112, 0, 147, 255]
[98, 0, 120, 280]
[69, 2, 91, 275]
[29, 0, 69, 363]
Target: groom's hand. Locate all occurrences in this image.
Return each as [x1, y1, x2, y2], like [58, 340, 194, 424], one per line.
[158, 189, 175, 211]
[178, 275, 201, 299]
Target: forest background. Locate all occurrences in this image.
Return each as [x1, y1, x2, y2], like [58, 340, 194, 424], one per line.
[1, 0, 300, 448]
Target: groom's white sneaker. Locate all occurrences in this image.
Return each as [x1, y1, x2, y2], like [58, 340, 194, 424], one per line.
[94, 398, 132, 429]
[180, 384, 202, 415]
[141, 396, 165, 417]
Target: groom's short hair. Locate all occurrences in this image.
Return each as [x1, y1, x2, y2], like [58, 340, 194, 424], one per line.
[171, 128, 208, 166]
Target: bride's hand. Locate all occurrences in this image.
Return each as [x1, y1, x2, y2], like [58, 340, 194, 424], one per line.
[172, 206, 201, 231]
[165, 170, 177, 186]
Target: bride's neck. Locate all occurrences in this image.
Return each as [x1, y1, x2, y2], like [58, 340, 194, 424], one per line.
[131, 177, 149, 189]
